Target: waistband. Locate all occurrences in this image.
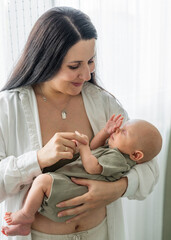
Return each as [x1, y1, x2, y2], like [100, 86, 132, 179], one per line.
[31, 217, 107, 240]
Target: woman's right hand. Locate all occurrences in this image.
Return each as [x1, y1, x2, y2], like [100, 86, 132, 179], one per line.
[56, 177, 128, 223]
[37, 132, 87, 169]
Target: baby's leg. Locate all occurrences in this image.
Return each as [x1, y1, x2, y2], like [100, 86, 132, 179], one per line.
[1, 224, 31, 236]
[4, 174, 52, 235]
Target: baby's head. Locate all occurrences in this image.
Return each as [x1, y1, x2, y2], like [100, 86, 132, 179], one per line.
[108, 119, 162, 163]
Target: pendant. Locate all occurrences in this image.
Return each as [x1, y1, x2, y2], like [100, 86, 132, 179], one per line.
[61, 110, 67, 120]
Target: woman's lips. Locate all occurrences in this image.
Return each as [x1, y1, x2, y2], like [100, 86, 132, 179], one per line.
[71, 82, 83, 87]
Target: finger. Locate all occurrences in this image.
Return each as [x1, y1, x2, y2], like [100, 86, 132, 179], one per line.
[58, 132, 87, 144]
[52, 139, 75, 153]
[114, 114, 122, 122]
[75, 131, 81, 136]
[57, 191, 89, 208]
[59, 152, 73, 160]
[72, 140, 77, 146]
[117, 118, 123, 127]
[60, 138, 76, 150]
[66, 212, 88, 224]
[58, 204, 87, 218]
[109, 114, 115, 121]
[64, 146, 75, 155]
[117, 119, 123, 128]
[71, 177, 92, 187]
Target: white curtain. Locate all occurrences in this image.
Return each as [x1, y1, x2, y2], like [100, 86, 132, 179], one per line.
[0, 1, 171, 240]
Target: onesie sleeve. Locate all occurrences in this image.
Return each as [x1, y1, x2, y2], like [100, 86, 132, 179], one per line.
[98, 148, 133, 181]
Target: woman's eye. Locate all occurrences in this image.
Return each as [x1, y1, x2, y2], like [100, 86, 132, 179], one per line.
[68, 65, 79, 70]
[88, 60, 94, 64]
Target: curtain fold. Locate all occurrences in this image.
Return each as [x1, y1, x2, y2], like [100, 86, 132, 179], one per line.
[0, 1, 9, 88]
[0, 1, 170, 240]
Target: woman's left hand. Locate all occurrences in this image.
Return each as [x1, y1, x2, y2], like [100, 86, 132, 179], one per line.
[56, 177, 128, 223]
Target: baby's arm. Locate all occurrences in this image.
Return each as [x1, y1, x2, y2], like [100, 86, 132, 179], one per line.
[75, 132, 102, 174]
[90, 114, 123, 150]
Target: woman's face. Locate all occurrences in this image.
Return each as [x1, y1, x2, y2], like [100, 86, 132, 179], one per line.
[47, 39, 96, 96]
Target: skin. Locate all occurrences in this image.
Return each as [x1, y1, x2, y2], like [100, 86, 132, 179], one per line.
[108, 120, 138, 155]
[2, 39, 128, 236]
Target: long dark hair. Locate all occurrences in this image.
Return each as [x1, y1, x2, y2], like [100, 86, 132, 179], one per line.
[2, 7, 98, 90]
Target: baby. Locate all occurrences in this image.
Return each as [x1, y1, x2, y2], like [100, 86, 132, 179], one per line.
[2, 114, 162, 236]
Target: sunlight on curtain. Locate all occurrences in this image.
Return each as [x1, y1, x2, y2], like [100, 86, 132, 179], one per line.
[0, 1, 170, 240]
[90, 1, 171, 240]
[0, 1, 8, 88]
[0, 0, 53, 90]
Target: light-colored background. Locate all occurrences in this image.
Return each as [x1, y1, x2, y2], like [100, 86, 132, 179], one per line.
[0, 1, 171, 239]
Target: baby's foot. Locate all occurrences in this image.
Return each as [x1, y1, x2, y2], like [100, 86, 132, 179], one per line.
[1, 224, 31, 236]
[4, 211, 34, 225]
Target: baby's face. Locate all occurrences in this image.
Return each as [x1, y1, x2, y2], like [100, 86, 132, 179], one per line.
[108, 121, 137, 154]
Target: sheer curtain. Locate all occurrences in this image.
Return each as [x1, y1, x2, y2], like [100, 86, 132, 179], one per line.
[0, 1, 171, 240]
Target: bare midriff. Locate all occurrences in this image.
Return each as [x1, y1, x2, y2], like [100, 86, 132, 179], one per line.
[32, 207, 106, 234]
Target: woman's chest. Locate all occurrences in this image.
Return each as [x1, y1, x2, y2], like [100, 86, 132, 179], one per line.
[38, 96, 94, 146]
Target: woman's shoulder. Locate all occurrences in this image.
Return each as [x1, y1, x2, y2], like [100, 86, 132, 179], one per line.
[0, 86, 32, 102]
[0, 86, 34, 124]
[82, 82, 128, 121]
[82, 82, 116, 100]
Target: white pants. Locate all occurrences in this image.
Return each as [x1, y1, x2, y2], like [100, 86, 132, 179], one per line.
[31, 218, 108, 240]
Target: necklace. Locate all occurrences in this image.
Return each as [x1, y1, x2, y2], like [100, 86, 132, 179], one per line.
[39, 85, 71, 120]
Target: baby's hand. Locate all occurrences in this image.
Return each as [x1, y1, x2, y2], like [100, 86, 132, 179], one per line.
[74, 131, 89, 149]
[105, 114, 123, 135]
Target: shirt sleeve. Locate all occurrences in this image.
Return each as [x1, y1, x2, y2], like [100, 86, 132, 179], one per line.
[0, 149, 41, 203]
[122, 158, 159, 200]
[106, 92, 159, 200]
[0, 92, 42, 203]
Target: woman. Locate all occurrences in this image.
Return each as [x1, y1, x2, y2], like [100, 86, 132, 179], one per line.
[0, 7, 159, 240]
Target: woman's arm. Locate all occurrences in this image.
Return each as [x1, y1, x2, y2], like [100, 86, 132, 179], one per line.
[123, 157, 159, 199]
[0, 131, 87, 203]
[56, 157, 159, 223]
[0, 150, 41, 202]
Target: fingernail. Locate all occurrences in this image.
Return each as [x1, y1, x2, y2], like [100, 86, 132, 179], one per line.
[58, 213, 62, 217]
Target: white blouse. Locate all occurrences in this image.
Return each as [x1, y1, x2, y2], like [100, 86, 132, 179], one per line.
[0, 82, 159, 240]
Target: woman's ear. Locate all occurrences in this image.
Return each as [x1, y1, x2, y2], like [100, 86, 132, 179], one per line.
[130, 150, 144, 163]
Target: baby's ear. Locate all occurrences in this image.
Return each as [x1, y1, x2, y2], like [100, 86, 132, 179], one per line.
[130, 150, 144, 163]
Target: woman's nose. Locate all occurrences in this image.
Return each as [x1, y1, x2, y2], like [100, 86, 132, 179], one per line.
[78, 65, 91, 81]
